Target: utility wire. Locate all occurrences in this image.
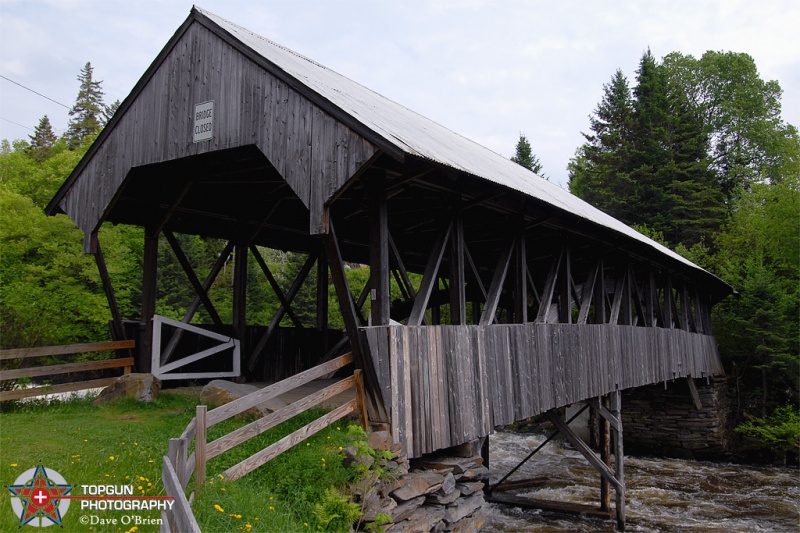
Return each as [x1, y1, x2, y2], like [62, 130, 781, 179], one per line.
[1, 75, 70, 109]
[0, 116, 35, 131]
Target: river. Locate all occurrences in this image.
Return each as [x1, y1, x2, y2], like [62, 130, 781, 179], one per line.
[484, 430, 799, 532]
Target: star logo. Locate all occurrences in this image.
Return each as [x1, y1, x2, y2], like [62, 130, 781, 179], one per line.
[6, 463, 72, 528]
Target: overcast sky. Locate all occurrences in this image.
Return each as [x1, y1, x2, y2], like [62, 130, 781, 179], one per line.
[1, 0, 798, 187]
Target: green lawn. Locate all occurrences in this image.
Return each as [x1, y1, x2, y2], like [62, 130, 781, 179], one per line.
[0, 394, 360, 533]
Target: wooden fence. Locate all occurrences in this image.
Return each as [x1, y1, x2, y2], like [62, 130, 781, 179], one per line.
[0, 340, 135, 401]
[160, 352, 367, 532]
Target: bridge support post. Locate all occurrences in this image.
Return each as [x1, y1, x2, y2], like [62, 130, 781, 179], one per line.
[612, 390, 626, 530]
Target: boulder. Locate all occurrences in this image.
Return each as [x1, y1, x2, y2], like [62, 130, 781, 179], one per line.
[92, 373, 161, 405]
[391, 471, 445, 502]
[200, 380, 285, 419]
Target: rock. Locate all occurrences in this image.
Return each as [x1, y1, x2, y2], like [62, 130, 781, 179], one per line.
[442, 507, 486, 532]
[413, 456, 482, 475]
[455, 481, 484, 496]
[391, 505, 446, 532]
[443, 493, 484, 524]
[390, 496, 425, 523]
[368, 430, 393, 451]
[391, 471, 445, 501]
[458, 465, 489, 481]
[427, 488, 461, 505]
[362, 494, 398, 522]
[440, 473, 456, 495]
[92, 373, 161, 405]
[200, 380, 285, 419]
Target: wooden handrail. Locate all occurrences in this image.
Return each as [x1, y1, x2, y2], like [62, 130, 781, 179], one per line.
[0, 358, 134, 381]
[0, 340, 135, 360]
[205, 352, 354, 427]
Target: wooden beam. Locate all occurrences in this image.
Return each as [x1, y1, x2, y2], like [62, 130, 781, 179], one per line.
[408, 221, 452, 326]
[323, 218, 388, 422]
[479, 239, 513, 325]
[544, 410, 623, 494]
[558, 245, 572, 323]
[232, 244, 248, 339]
[535, 244, 564, 324]
[91, 232, 126, 343]
[153, 180, 193, 236]
[578, 260, 600, 325]
[686, 377, 703, 410]
[316, 243, 329, 337]
[246, 253, 317, 372]
[368, 174, 390, 326]
[163, 231, 225, 328]
[612, 390, 626, 530]
[450, 208, 466, 325]
[140, 226, 159, 373]
[513, 229, 528, 323]
[249, 246, 304, 329]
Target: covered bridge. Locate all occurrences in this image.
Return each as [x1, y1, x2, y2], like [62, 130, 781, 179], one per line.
[47, 6, 731, 527]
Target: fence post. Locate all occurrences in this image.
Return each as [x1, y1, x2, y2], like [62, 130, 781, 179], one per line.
[195, 405, 207, 490]
[354, 369, 369, 430]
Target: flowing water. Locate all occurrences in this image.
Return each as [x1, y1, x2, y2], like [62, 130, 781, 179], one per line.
[484, 430, 799, 532]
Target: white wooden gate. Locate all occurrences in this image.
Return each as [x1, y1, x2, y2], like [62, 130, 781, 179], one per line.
[151, 315, 240, 380]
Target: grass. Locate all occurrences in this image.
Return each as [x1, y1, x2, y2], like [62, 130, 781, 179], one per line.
[0, 393, 361, 533]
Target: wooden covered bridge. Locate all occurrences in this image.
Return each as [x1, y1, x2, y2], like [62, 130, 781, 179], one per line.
[46, 7, 731, 528]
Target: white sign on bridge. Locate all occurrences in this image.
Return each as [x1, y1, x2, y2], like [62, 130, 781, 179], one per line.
[193, 101, 214, 143]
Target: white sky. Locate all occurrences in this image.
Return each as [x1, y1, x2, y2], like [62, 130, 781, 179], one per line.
[1, 0, 798, 187]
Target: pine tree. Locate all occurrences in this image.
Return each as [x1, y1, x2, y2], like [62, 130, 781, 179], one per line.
[27, 115, 58, 162]
[568, 69, 636, 220]
[65, 62, 106, 149]
[511, 133, 546, 178]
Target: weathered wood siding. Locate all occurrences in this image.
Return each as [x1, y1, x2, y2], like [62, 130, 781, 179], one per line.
[59, 21, 377, 246]
[363, 324, 723, 458]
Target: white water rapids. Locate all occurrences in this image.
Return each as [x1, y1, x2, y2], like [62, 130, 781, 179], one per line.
[484, 430, 799, 532]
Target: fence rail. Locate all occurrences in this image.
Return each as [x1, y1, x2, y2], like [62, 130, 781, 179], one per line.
[160, 352, 367, 532]
[0, 340, 135, 401]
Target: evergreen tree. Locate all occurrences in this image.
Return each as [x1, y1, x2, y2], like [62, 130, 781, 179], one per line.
[572, 52, 724, 247]
[568, 69, 636, 220]
[511, 133, 546, 178]
[27, 115, 58, 162]
[65, 62, 106, 149]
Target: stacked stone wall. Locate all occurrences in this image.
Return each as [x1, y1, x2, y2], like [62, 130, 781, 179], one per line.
[360, 435, 487, 532]
[621, 377, 733, 459]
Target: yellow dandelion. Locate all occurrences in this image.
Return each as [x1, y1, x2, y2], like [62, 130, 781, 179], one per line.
[269, 496, 273, 501]
[220, 488, 225, 492]
[139, 476, 146, 481]
[269, 506, 275, 511]
[338, 446, 343, 451]
[109, 456, 115, 461]
[321, 457, 325, 462]
[121, 442, 125, 445]
[218, 474, 224, 479]
[246, 524, 252, 532]
[148, 459, 154, 463]
[209, 480, 214, 485]
[138, 486, 143, 491]
[306, 442, 310, 447]
[214, 504, 224, 513]
[134, 442, 138, 446]
[84, 439, 88, 442]
[304, 522, 309, 527]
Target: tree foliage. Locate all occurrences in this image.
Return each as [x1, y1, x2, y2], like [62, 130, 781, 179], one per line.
[511, 133, 546, 178]
[65, 62, 106, 149]
[663, 51, 800, 202]
[569, 51, 725, 248]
